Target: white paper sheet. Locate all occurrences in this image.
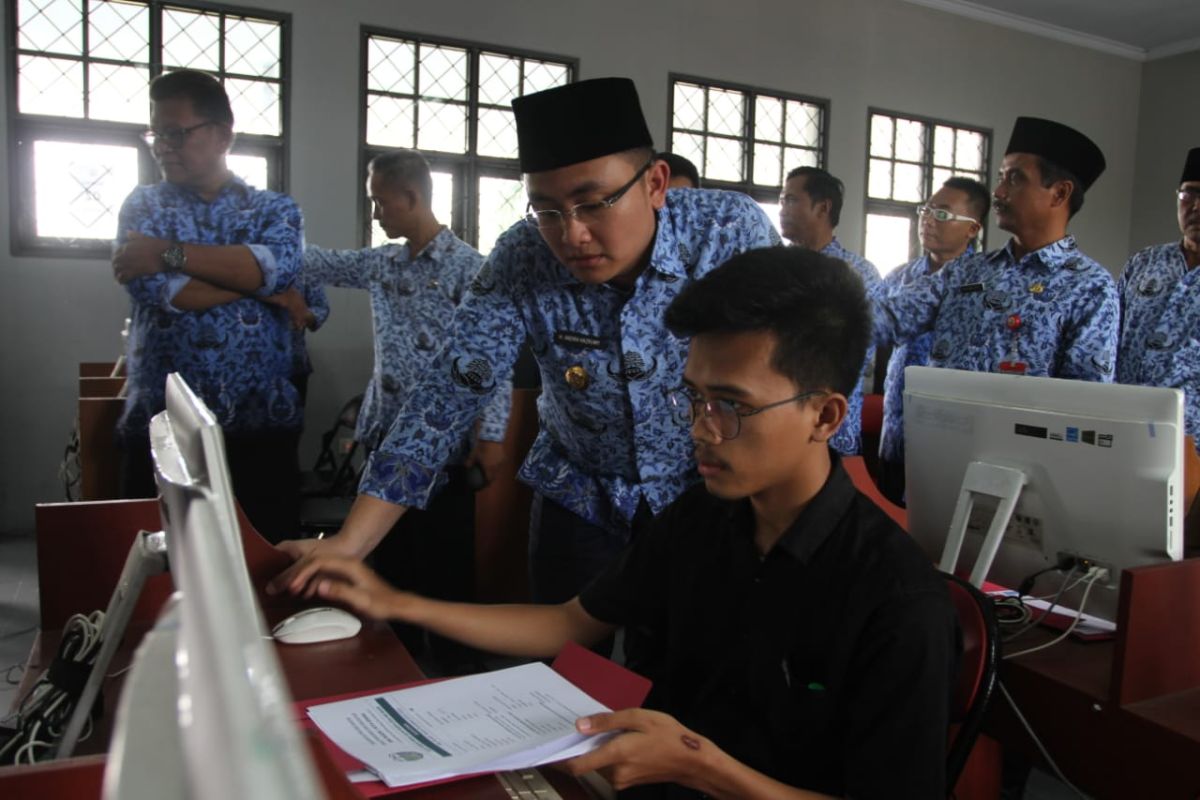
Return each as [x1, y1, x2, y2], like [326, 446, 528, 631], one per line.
[307, 662, 613, 788]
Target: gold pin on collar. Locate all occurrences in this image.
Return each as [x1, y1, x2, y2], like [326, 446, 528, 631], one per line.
[1029, 282, 1045, 294]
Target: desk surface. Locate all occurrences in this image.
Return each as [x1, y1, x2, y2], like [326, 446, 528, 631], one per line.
[988, 625, 1200, 799]
[0, 499, 594, 800]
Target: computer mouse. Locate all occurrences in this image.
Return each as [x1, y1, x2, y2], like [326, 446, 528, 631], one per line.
[271, 606, 363, 644]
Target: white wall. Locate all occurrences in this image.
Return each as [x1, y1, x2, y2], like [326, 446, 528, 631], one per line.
[0, 0, 1147, 531]
[1129, 49, 1200, 254]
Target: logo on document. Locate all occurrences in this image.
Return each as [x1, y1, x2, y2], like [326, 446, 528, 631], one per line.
[389, 751, 425, 762]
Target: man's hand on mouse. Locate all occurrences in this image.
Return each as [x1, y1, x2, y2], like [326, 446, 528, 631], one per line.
[270, 554, 410, 621]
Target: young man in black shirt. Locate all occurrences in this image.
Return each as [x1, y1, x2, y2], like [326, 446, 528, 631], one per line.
[279, 246, 960, 798]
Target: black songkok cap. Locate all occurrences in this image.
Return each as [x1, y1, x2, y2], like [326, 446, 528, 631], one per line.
[512, 77, 653, 173]
[1181, 148, 1200, 184]
[1005, 116, 1106, 192]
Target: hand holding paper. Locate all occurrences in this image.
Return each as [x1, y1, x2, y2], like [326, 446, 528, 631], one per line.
[564, 708, 710, 792]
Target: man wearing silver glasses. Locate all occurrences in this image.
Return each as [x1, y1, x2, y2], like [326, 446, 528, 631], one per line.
[110, 69, 305, 542]
[273, 77, 779, 607]
[872, 117, 1118, 394]
[1116, 147, 1200, 451]
[877, 177, 988, 504]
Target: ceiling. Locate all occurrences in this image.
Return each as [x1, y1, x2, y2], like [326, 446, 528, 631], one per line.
[902, 0, 1200, 60]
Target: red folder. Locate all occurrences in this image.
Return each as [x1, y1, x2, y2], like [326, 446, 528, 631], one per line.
[295, 641, 652, 797]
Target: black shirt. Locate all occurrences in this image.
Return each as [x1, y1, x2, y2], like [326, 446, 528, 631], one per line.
[579, 454, 959, 799]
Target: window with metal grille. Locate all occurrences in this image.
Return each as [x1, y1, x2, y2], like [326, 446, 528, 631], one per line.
[361, 29, 575, 254]
[8, 0, 289, 257]
[863, 109, 991, 275]
[668, 75, 828, 234]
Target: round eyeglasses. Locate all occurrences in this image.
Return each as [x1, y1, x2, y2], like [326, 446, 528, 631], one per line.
[667, 386, 827, 440]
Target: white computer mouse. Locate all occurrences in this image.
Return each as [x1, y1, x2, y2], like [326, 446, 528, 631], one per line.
[271, 606, 363, 644]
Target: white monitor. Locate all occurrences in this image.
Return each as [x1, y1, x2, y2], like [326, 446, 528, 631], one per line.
[103, 373, 321, 800]
[904, 366, 1184, 625]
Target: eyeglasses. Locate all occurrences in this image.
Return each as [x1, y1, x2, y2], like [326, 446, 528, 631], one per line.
[1178, 187, 1200, 206]
[141, 121, 216, 149]
[917, 205, 978, 225]
[525, 157, 655, 230]
[667, 385, 827, 440]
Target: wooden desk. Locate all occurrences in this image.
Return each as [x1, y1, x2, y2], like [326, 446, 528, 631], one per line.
[0, 499, 593, 799]
[984, 558, 1200, 799]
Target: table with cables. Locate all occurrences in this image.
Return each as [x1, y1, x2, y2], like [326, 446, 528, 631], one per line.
[984, 558, 1200, 799]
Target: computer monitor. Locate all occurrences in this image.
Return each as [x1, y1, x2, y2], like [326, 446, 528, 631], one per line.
[102, 373, 321, 799]
[904, 366, 1184, 625]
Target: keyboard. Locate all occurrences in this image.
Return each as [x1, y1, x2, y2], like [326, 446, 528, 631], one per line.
[495, 769, 564, 799]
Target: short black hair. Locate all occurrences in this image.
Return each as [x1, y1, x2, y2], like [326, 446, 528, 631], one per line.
[785, 166, 844, 226]
[942, 176, 990, 224]
[659, 152, 700, 188]
[1035, 156, 1085, 217]
[368, 149, 433, 204]
[665, 246, 871, 397]
[149, 69, 233, 128]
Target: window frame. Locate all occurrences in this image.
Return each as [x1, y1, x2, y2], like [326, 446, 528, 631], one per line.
[666, 72, 829, 203]
[862, 107, 992, 264]
[6, 0, 292, 259]
[357, 26, 577, 249]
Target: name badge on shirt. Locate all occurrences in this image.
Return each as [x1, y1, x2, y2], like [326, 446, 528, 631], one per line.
[957, 282, 985, 294]
[554, 331, 604, 350]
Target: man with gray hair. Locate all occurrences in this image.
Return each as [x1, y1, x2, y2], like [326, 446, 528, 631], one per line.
[302, 149, 511, 670]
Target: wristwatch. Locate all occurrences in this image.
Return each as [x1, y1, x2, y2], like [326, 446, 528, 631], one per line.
[161, 241, 187, 273]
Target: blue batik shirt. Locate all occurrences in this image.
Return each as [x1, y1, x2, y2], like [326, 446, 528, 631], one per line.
[291, 276, 330, 378]
[1116, 242, 1200, 447]
[820, 237, 882, 455]
[879, 247, 973, 463]
[304, 228, 510, 454]
[116, 176, 304, 441]
[360, 189, 781, 525]
[873, 236, 1118, 385]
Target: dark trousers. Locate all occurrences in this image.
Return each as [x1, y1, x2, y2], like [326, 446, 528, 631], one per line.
[528, 494, 654, 661]
[119, 429, 301, 544]
[370, 466, 481, 672]
[527, 494, 648, 604]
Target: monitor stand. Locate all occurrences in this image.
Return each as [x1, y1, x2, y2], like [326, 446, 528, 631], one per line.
[939, 461, 1027, 588]
[55, 529, 169, 759]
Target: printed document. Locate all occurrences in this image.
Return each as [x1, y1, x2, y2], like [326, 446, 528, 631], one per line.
[307, 662, 612, 788]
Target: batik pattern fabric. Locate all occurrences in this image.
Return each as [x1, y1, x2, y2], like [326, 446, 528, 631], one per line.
[879, 247, 973, 463]
[820, 238, 882, 455]
[360, 189, 781, 523]
[117, 176, 304, 440]
[304, 227, 509, 453]
[873, 236, 1118, 392]
[1116, 242, 1200, 447]
[290, 276, 329, 378]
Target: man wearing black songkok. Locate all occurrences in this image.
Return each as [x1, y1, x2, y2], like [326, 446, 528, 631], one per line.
[275, 78, 781, 609]
[871, 116, 1118, 389]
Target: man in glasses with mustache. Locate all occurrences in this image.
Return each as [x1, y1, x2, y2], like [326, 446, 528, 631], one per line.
[1116, 147, 1200, 452]
[877, 177, 989, 504]
[274, 77, 779, 611]
[274, 247, 958, 799]
[873, 117, 1118, 394]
